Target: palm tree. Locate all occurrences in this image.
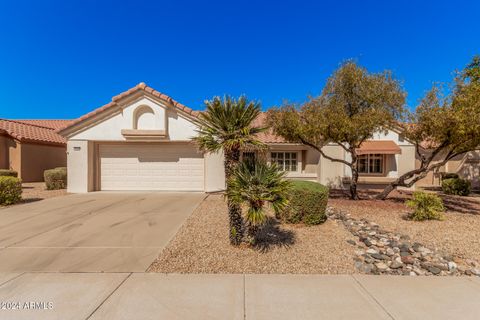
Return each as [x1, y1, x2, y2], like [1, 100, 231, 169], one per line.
[192, 96, 266, 245]
[227, 160, 291, 244]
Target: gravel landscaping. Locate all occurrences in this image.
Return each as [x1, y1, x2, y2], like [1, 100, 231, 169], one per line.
[21, 182, 67, 202]
[329, 190, 480, 265]
[149, 194, 356, 274]
[150, 189, 480, 275]
[328, 207, 480, 275]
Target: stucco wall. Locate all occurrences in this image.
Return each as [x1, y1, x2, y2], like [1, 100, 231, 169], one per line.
[204, 151, 225, 192]
[7, 139, 21, 175]
[20, 143, 67, 182]
[69, 97, 196, 141]
[319, 144, 345, 188]
[67, 140, 93, 193]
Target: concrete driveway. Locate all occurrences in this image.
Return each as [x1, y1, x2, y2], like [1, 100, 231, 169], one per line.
[0, 192, 205, 272]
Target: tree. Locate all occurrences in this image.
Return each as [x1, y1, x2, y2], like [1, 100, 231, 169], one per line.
[192, 96, 266, 245]
[226, 160, 291, 244]
[267, 61, 406, 199]
[376, 56, 480, 199]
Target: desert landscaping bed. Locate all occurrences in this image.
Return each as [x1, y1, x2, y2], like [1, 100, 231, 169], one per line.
[150, 190, 480, 275]
[149, 194, 356, 274]
[329, 191, 480, 263]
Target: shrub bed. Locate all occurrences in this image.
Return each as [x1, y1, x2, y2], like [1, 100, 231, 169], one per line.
[0, 169, 18, 177]
[442, 177, 471, 196]
[0, 176, 22, 205]
[280, 180, 329, 225]
[44, 167, 67, 190]
[406, 191, 445, 221]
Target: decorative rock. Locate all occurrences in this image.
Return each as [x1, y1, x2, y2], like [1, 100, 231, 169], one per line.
[326, 206, 480, 277]
[375, 262, 389, 271]
[428, 266, 441, 275]
[371, 253, 388, 260]
[471, 268, 480, 276]
[401, 256, 415, 265]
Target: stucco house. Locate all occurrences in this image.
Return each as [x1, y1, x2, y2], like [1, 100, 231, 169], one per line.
[58, 83, 422, 193]
[0, 119, 70, 182]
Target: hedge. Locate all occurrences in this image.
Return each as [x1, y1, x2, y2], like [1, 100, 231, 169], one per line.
[44, 167, 67, 190]
[280, 180, 329, 225]
[0, 176, 22, 205]
[0, 169, 18, 177]
[442, 177, 471, 196]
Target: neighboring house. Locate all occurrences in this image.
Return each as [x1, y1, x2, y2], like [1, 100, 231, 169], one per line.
[0, 119, 71, 182]
[416, 150, 480, 189]
[58, 83, 420, 193]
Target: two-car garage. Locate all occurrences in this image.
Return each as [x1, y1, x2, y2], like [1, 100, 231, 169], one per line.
[61, 84, 225, 193]
[98, 143, 205, 191]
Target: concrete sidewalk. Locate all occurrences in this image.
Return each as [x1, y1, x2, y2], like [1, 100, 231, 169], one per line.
[0, 273, 480, 319]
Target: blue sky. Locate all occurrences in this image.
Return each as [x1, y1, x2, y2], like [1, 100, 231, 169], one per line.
[0, 0, 479, 119]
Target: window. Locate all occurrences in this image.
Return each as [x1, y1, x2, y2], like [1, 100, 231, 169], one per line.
[271, 152, 298, 172]
[358, 154, 384, 174]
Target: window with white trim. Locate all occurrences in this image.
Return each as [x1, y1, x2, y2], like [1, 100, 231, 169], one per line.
[271, 152, 298, 172]
[358, 154, 384, 174]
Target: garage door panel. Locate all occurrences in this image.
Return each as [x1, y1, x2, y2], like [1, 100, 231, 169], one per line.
[99, 144, 204, 191]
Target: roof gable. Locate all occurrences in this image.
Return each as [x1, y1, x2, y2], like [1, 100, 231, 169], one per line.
[58, 83, 199, 137]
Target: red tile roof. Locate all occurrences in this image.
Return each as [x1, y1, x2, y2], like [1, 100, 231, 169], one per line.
[58, 82, 199, 134]
[0, 119, 67, 145]
[14, 119, 73, 130]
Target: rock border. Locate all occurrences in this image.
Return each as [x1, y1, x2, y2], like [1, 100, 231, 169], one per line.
[327, 207, 480, 276]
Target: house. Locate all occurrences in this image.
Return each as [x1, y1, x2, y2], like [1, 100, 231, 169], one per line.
[0, 119, 71, 182]
[58, 83, 420, 193]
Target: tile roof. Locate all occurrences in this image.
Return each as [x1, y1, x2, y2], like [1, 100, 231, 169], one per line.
[0, 119, 67, 145]
[58, 82, 199, 134]
[14, 119, 73, 130]
[253, 113, 288, 144]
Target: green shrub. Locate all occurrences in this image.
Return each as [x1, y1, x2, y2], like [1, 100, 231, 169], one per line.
[280, 180, 329, 225]
[0, 176, 22, 205]
[44, 167, 67, 190]
[0, 169, 18, 177]
[406, 191, 445, 221]
[442, 178, 471, 196]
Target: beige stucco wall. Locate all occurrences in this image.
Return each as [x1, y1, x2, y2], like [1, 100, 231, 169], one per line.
[204, 151, 225, 192]
[318, 144, 345, 188]
[67, 140, 93, 193]
[7, 139, 21, 175]
[20, 143, 67, 182]
[70, 97, 196, 141]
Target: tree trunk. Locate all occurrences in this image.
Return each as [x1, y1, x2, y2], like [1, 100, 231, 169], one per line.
[376, 183, 396, 200]
[224, 148, 244, 245]
[349, 150, 360, 200]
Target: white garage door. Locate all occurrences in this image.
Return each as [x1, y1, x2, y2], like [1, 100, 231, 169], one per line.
[99, 144, 204, 191]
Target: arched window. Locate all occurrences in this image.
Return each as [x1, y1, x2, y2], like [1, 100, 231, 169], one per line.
[134, 105, 156, 129]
